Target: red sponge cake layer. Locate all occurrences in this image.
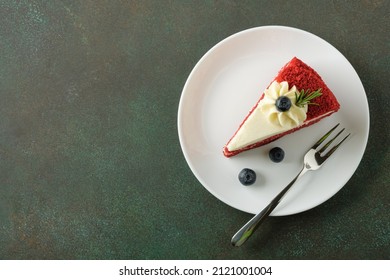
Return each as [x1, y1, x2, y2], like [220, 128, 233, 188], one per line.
[223, 57, 340, 157]
[275, 57, 340, 119]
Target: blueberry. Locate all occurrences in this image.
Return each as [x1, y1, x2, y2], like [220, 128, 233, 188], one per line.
[269, 147, 285, 163]
[238, 168, 256, 186]
[275, 96, 292, 112]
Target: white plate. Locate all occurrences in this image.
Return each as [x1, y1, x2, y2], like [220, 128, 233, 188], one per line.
[178, 26, 369, 216]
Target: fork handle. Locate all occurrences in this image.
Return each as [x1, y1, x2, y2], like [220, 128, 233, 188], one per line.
[231, 167, 308, 247]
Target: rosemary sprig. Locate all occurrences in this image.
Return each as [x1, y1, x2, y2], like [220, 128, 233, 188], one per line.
[295, 88, 322, 107]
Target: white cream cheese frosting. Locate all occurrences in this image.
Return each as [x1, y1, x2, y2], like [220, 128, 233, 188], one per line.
[259, 81, 307, 128]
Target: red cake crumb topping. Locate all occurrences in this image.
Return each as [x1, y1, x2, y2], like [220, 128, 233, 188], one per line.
[223, 57, 340, 157]
[275, 57, 340, 120]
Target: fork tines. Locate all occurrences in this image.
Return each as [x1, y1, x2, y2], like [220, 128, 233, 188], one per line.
[313, 123, 350, 158]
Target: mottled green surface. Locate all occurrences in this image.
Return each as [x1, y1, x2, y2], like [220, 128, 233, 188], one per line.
[0, 0, 389, 259]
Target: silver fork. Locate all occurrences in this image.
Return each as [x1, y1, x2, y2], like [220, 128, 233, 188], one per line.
[231, 123, 350, 247]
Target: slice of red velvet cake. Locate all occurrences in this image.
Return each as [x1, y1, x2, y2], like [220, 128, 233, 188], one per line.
[223, 57, 340, 157]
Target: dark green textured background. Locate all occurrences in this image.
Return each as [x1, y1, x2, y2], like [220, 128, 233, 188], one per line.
[0, 0, 389, 259]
